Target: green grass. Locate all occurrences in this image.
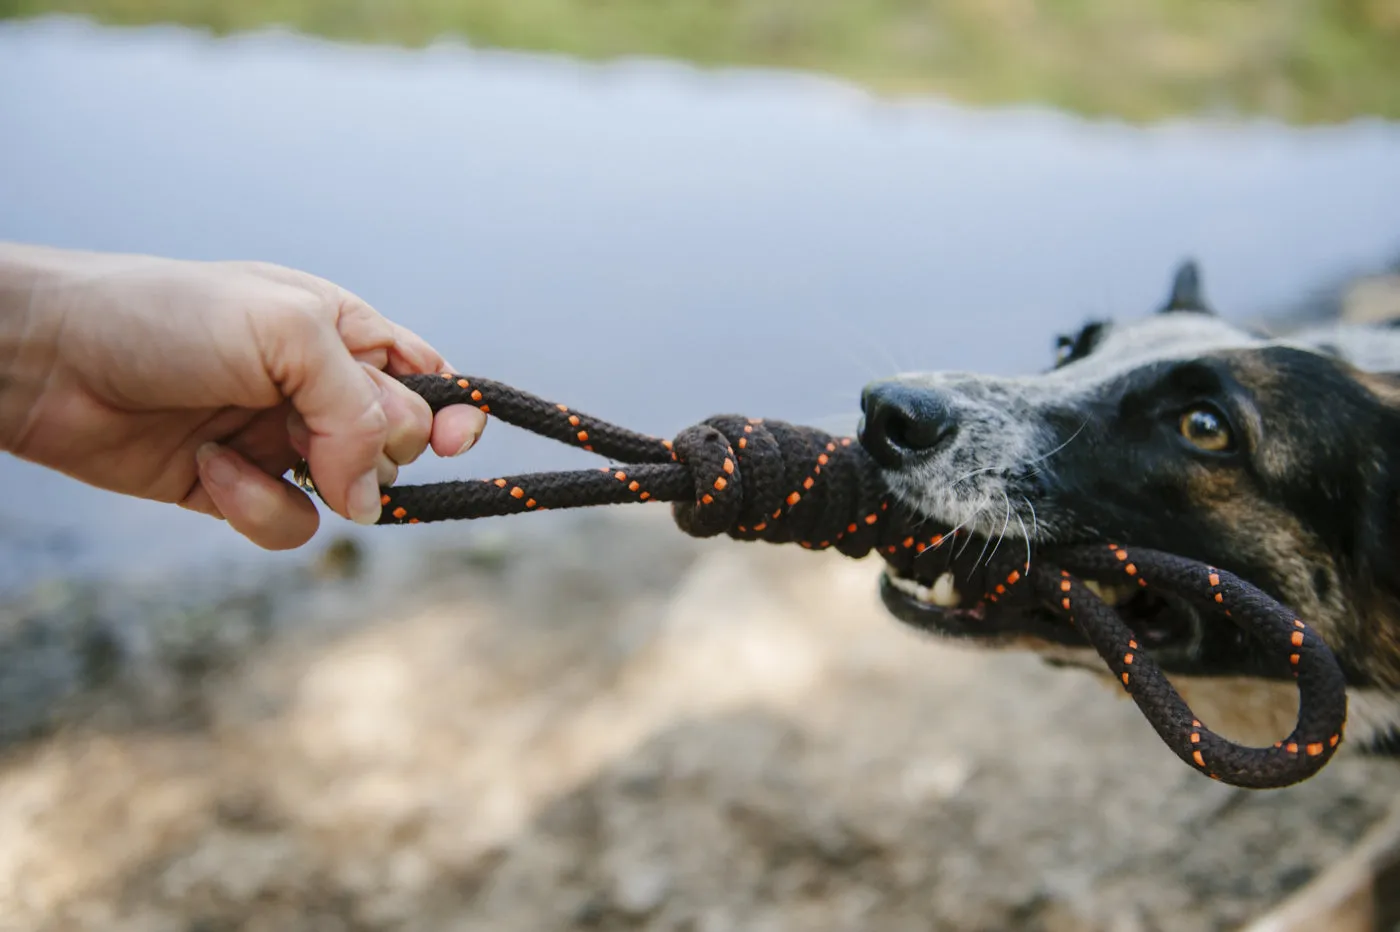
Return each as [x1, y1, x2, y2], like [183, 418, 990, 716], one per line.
[2, 0, 1399, 123]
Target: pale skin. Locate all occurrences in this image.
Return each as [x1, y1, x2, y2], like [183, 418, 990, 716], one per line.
[0, 241, 487, 550]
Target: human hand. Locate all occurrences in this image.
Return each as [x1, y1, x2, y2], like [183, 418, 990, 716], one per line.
[0, 243, 486, 550]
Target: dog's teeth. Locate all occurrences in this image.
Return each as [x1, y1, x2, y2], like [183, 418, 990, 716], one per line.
[930, 572, 961, 607]
[890, 574, 931, 602]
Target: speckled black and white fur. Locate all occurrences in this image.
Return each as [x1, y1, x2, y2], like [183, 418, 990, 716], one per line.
[859, 260, 1400, 754]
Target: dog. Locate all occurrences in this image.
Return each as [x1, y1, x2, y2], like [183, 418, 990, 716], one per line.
[855, 260, 1400, 930]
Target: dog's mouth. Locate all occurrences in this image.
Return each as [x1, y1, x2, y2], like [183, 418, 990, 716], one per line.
[877, 533, 1270, 677]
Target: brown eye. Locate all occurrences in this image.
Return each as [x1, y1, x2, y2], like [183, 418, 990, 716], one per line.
[1179, 406, 1232, 452]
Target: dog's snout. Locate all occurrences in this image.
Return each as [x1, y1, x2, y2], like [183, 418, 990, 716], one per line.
[858, 382, 959, 468]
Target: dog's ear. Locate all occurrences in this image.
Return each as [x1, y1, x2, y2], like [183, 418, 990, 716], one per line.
[1159, 259, 1213, 314]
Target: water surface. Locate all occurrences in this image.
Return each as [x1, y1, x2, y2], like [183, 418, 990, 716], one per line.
[2, 16, 1399, 588]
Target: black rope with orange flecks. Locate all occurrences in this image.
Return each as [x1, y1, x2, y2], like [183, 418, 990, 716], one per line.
[294, 372, 1349, 791]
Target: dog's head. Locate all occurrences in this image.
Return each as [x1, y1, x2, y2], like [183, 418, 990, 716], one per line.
[859, 261, 1400, 746]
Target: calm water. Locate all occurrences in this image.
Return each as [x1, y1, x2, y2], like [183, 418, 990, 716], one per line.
[2, 15, 1400, 589]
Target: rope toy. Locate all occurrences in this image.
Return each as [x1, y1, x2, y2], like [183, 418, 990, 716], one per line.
[296, 372, 1349, 790]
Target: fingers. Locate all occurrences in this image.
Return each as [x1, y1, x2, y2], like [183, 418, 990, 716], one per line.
[268, 310, 388, 525]
[261, 273, 486, 531]
[188, 441, 321, 550]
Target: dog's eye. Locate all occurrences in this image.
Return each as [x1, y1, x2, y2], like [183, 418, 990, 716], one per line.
[1178, 405, 1233, 453]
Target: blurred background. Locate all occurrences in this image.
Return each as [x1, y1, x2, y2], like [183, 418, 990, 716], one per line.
[1, 3, 1399, 930]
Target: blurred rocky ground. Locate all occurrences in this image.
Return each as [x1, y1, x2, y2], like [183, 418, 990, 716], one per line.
[1, 503, 1399, 932]
[3, 255, 1400, 931]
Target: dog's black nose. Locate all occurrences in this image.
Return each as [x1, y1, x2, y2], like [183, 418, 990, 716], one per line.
[858, 382, 959, 469]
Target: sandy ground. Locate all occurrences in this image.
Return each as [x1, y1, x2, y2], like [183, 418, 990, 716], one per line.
[1, 510, 1397, 932]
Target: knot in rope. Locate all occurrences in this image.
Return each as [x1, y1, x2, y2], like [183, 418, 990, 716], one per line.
[668, 416, 895, 556]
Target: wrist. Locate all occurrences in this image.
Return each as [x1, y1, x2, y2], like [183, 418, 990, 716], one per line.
[0, 242, 70, 455]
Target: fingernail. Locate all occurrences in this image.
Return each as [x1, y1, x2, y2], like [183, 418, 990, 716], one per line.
[453, 408, 489, 456]
[347, 469, 383, 526]
[196, 442, 237, 490]
[376, 453, 399, 487]
[455, 432, 480, 457]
